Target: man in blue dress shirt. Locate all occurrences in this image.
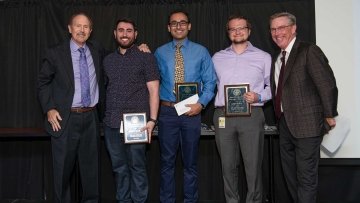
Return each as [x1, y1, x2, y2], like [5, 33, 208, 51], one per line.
[154, 10, 216, 203]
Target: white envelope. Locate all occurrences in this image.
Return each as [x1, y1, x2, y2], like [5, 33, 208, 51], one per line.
[174, 94, 199, 116]
[321, 115, 351, 153]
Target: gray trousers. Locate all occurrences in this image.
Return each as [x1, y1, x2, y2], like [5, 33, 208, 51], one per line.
[213, 107, 264, 203]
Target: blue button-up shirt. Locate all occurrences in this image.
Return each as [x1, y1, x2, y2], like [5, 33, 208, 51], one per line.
[154, 38, 216, 106]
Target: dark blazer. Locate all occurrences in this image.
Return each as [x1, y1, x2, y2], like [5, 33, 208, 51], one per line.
[37, 39, 105, 137]
[270, 39, 338, 138]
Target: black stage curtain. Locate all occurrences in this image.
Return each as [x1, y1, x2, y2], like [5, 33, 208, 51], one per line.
[0, 0, 315, 202]
[0, 0, 315, 128]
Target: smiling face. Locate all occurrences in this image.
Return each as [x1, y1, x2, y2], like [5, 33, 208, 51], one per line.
[270, 16, 296, 50]
[114, 21, 137, 49]
[68, 14, 92, 47]
[168, 12, 191, 41]
[227, 18, 250, 45]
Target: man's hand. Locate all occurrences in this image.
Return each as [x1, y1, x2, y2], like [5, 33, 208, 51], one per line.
[184, 103, 202, 116]
[141, 121, 156, 144]
[47, 109, 62, 132]
[326, 117, 336, 129]
[138, 43, 151, 53]
[244, 91, 259, 104]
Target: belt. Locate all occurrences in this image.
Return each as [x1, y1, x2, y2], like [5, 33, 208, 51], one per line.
[70, 106, 96, 113]
[215, 106, 262, 110]
[160, 100, 176, 107]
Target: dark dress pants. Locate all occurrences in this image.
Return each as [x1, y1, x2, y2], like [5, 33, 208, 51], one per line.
[158, 105, 201, 203]
[51, 110, 100, 203]
[104, 125, 148, 203]
[279, 115, 323, 203]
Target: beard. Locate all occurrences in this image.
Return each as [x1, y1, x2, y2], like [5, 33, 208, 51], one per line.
[232, 38, 247, 45]
[118, 37, 135, 49]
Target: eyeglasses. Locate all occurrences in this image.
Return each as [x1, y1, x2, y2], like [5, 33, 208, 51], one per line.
[270, 24, 293, 33]
[169, 21, 189, 28]
[228, 26, 248, 33]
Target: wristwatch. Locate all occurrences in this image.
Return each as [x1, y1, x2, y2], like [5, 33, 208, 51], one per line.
[148, 118, 158, 125]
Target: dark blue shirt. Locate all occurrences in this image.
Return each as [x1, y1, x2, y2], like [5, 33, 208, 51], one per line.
[103, 45, 160, 128]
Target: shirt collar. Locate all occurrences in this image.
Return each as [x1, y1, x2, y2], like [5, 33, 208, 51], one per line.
[225, 41, 254, 54]
[171, 38, 189, 49]
[70, 38, 88, 53]
[284, 37, 296, 54]
[116, 44, 137, 55]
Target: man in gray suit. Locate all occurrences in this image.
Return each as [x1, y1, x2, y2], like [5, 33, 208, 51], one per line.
[269, 12, 338, 203]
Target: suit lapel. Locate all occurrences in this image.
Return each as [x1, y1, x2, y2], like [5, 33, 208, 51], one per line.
[62, 41, 75, 88]
[283, 39, 300, 85]
[270, 55, 277, 97]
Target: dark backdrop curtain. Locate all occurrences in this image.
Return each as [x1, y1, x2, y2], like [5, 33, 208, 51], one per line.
[0, 0, 315, 128]
[0, 0, 315, 202]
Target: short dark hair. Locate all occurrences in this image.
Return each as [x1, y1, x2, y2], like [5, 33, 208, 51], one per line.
[226, 14, 252, 30]
[114, 18, 137, 31]
[68, 11, 93, 29]
[168, 10, 190, 24]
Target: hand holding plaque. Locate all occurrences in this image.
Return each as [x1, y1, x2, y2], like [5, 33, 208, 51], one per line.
[123, 113, 148, 143]
[175, 82, 198, 102]
[224, 84, 251, 116]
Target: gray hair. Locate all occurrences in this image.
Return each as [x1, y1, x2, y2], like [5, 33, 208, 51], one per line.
[269, 12, 296, 25]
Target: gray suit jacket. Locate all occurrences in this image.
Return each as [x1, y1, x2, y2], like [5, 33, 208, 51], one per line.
[270, 39, 338, 138]
[37, 40, 105, 137]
